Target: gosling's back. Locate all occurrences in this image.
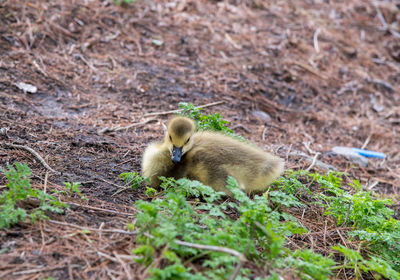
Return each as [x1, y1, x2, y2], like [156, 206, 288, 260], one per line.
[182, 131, 284, 194]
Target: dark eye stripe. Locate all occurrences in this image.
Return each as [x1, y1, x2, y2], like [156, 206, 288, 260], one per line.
[169, 135, 172, 141]
[185, 137, 190, 144]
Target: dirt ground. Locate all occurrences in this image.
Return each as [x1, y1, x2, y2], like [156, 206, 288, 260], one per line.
[0, 0, 399, 279]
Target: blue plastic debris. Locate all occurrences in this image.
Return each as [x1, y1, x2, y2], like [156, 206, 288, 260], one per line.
[352, 148, 385, 159]
[331, 147, 368, 167]
[331, 146, 386, 168]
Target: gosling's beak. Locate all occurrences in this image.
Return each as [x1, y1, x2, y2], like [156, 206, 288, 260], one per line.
[171, 146, 182, 163]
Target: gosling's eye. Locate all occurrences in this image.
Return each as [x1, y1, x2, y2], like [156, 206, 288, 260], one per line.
[169, 135, 172, 141]
[185, 137, 190, 144]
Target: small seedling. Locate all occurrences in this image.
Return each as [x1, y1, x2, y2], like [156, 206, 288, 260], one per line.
[111, 0, 136, 5]
[0, 248, 9, 254]
[126, 223, 135, 231]
[119, 172, 145, 190]
[63, 181, 87, 200]
[0, 162, 67, 229]
[178, 102, 245, 141]
[145, 187, 157, 197]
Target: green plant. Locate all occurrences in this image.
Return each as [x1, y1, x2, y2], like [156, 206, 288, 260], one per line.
[277, 171, 400, 278]
[128, 106, 400, 279]
[111, 0, 136, 5]
[63, 181, 87, 200]
[119, 172, 146, 190]
[332, 245, 400, 280]
[307, 171, 400, 274]
[145, 187, 157, 197]
[131, 176, 312, 279]
[178, 102, 245, 141]
[0, 162, 68, 229]
[286, 249, 336, 280]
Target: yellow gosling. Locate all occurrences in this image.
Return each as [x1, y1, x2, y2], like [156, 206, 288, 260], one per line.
[142, 116, 284, 196]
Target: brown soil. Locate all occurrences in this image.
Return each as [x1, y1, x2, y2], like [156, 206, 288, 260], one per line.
[0, 0, 399, 279]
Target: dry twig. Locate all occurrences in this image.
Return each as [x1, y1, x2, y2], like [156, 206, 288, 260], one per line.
[2, 143, 59, 174]
[98, 118, 157, 134]
[113, 251, 132, 280]
[306, 152, 321, 172]
[174, 240, 246, 280]
[174, 240, 246, 261]
[112, 186, 132, 197]
[361, 134, 372, 149]
[99, 178, 125, 189]
[97, 177, 132, 197]
[98, 251, 120, 263]
[336, 229, 349, 248]
[375, 3, 400, 39]
[12, 265, 65, 275]
[313, 28, 321, 53]
[289, 151, 336, 171]
[67, 202, 136, 216]
[44, 171, 49, 194]
[290, 61, 327, 80]
[262, 126, 267, 141]
[47, 220, 138, 235]
[141, 243, 170, 279]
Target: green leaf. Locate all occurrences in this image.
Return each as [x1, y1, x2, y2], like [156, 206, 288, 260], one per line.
[119, 172, 144, 190]
[0, 162, 67, 229]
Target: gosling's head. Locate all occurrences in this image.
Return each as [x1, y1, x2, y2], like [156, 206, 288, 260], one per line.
[166, 116, 196, 163]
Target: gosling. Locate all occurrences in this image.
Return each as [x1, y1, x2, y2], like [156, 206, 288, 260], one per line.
[141, 116, 284, 196]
